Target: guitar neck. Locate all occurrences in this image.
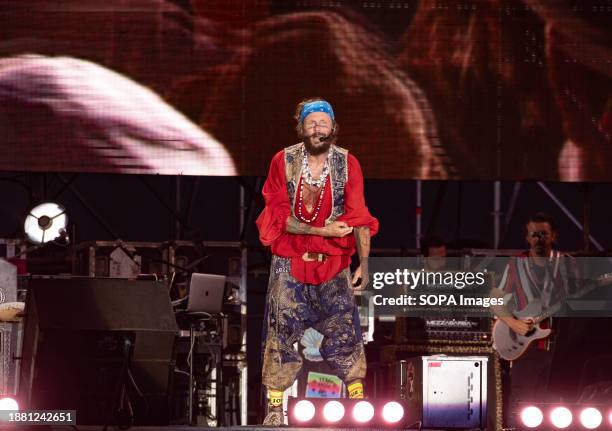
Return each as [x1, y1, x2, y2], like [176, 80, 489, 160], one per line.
[529, 301, 563, 324]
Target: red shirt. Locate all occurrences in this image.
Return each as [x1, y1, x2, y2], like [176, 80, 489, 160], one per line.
[256, 149, 379, 284]
[501, 251, 578, 350]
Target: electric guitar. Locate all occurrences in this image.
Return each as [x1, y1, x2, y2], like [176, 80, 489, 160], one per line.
[492, 298, 560, 361]
[493, 273, 611, 360]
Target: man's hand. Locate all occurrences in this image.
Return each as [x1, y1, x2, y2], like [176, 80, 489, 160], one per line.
[323, 221, 354, 237]
[351, 265, 369, 291]
[502, 316, 534, 336]
[0, 302, 25, 322]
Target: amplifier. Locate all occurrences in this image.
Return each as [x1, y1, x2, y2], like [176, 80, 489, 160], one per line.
[397, 317, 491, 344]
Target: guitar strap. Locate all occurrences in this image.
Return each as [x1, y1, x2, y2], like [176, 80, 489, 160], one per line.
[517, 250, 564, 351]
[521, 250, 562, 310]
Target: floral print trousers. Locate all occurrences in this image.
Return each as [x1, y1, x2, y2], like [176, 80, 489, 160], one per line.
[261, 255, 366, 390]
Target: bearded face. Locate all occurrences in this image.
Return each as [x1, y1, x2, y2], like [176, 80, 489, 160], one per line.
[303, 132, 332, 155]
[300, 111, 335, 155]
[526, 221, 556, 257]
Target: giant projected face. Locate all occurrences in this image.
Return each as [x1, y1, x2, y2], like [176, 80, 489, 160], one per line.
[0, 0, 609, 180]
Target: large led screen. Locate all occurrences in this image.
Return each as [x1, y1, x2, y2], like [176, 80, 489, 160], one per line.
[0, 0, 609, 180]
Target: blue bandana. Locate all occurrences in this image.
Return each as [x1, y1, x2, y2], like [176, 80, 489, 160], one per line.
[299, 100, 335, 123]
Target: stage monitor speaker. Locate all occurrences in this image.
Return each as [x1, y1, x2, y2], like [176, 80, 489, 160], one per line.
[18, 277, 178, 425]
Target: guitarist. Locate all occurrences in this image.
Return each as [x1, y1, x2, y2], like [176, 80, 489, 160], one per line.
[490, 213, 581, 417]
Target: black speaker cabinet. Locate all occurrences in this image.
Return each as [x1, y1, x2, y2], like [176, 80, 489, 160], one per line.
[18, 277, 178, 425]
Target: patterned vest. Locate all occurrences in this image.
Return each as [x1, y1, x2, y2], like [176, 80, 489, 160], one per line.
[284, 143, 348, 225]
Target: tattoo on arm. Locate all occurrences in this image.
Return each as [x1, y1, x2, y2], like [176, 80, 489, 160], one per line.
[354, 227, 370, 287]
[354, 227, 371, 260]
[286, 216, 315, 235]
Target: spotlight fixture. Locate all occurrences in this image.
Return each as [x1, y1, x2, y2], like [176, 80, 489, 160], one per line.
[293, 399, 315, 423]
[580, 407, 603, 430]
[288, 398, 409, 427]
[352, 400, 375, 423]
[322, 400, 345, 423]
[0, 397, 19, 410]
[516, 403, 612, 430]
[550, 406, 573, 429]
[382, 401, 405, 424]
[521, 406, 544, 428]
[24, 202, 68, 244]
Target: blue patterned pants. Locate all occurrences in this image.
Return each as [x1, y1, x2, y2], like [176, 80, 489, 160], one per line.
[261, 255, 366, 390]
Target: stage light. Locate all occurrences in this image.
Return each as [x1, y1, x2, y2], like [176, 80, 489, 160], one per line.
[382, 401, 404, 424]
[293, 399, 315, 422]
[520, 406, 544, 428]
[322, 400, 345, 423]
[580, 407, 603, 429]
[0, 397, 19, 410]
[288, 398, 410, 427]
[24, 202, 68, 244]
[352, 400, 375, 423]
[550, 406, 573, 429]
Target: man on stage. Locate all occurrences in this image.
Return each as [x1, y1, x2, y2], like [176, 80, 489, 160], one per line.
[491, 213, 580, 425]
[256, 98, 379, 425]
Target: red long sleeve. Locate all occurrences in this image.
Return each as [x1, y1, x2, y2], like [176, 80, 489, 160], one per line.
[256, 151, 291, 246]
[338, 154, 379, 236]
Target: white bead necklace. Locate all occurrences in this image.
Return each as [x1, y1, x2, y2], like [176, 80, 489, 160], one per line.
[301, 148, 330, 188]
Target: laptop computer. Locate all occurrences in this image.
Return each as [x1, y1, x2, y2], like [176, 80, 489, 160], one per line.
[186, 273, 226, 313]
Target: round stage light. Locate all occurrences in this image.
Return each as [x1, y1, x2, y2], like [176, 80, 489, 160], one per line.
[579, 407, 602, 429]
[24, 202, 68, 244]
[550, 406, 573, 429]
[322, 400, 345, 423]
[382, 401, 404, 424]
[520, 406, 544, 428]
[0, 397, 19, 410]
[293, 400, 315, 422]
[352, 400, 375, 423]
